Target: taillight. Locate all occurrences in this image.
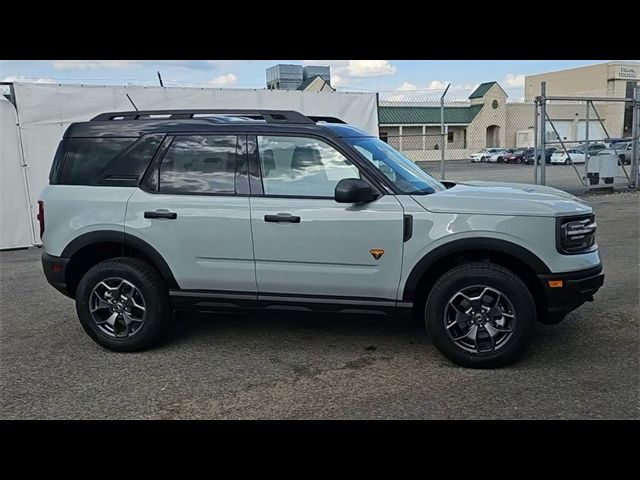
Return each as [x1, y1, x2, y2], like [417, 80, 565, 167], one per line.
[36, 200, 45, 239]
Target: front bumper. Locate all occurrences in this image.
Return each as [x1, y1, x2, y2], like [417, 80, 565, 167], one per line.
[537, 264, 604, 323]
[42, 252, 71, 297]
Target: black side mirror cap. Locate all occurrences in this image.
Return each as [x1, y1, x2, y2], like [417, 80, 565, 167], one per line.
[334, 178, 379, 204]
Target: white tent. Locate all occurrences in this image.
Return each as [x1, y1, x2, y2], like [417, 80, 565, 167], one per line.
[0, 83, 379, 250]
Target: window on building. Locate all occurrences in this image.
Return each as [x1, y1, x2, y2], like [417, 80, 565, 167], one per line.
[159, 135, 238, 194]
[257, 136, 360, 197]
[379, 131, 388, 143]
[447, 130, 454, 143]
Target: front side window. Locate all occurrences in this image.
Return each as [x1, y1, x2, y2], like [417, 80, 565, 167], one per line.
[257, 136, 360, 197]
[345, 136, 445, 195]
[159, 135, 237, 194]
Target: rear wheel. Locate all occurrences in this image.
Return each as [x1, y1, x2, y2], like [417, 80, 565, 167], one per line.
[75, 257, 171, 352]
[425, 262, 536, 368]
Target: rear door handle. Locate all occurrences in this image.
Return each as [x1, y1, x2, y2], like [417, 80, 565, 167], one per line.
[264, 213, 301, 223]
[144, 210, 177, 220]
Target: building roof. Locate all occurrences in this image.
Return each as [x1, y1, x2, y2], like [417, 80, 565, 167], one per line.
[469, 82, 499, 99]
[297, 75, 334, 91]
[378, 104, 483, 125]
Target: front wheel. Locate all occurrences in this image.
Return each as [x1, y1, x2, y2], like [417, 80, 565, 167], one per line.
[75, 257, 171, 352]
[425, 262, 536, 368]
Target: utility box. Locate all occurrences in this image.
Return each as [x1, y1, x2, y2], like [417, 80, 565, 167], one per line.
[587, 151, 618, 185]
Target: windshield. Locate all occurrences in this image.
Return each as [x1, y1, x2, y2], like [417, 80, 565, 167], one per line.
[345, 137, 446, 195]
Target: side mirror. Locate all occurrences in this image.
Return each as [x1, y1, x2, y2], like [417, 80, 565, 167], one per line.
[334, 178, 379, 204]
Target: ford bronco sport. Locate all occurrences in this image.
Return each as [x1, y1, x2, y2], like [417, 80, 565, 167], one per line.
[39, 109, 604, 368]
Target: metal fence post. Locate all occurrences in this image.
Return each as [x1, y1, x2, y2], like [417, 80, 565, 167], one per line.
[632, 87, 639, 189]
[585, 100, 590, 185]
[440, 83, 450, 180]
[533, 99, 539, 184]
[540, 82, 546, 185]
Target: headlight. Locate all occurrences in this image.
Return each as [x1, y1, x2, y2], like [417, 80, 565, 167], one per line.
[556, 214, 597, 254]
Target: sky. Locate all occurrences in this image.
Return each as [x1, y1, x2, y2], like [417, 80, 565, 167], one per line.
[0, 60, 621, 101]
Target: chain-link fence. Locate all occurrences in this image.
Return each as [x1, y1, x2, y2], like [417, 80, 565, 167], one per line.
[537, 87, 639, 192]
[378, 85, 639, 192]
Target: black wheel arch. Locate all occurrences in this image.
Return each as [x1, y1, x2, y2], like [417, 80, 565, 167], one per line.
[61, 230, 178, 296]
[402, 238, 551, 317]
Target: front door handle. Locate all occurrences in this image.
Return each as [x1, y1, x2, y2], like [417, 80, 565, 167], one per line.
[264, 213, 301, 223]
[144, 210, 177, 219]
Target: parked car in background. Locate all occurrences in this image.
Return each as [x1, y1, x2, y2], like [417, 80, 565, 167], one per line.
[503, 148, 531, 164]
[607, 141, 633, 165]
[603, 137, 632, 149]
[470, 148, 503, 163]
[523, 147, 557, 165]
[551, 149, 586, 165]
[487, 148, 517, 163]
[550, 144, 607, 165]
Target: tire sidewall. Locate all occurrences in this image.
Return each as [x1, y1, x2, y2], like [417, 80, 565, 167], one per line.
[425, 265, 536, 368]
[76, 260, 169, 351]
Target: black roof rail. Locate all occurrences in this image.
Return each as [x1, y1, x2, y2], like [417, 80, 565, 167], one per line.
[91, 109, 315, 124]
[307, 116, 346, 124]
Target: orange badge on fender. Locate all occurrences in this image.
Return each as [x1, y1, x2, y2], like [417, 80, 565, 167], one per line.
[370, 249, 385, 260]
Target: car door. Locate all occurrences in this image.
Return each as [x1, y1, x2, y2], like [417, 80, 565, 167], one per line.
[125, 133, 257, 294]
[247, 134, 405, 307]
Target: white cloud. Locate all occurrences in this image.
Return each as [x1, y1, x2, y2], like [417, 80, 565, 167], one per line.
[3, 75, 56, 84]
[346, 60, 396, 77]
[302, 60, 396, 85]
[209, 73, 238, 85]
[397, 81, 417, 91]
[331, 73, 347, 87]
[52, 60, 139, 70]
[504, 73, 525, 88]
[381, 80, 481, 103]
[427, 80, 449, 90]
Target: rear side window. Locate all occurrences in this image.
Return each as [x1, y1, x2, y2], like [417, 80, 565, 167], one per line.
[96, 134, 164, 186]
[158, 135, 238, 194]
[60, 137, 136, 185]
[49, 139, 69, 184]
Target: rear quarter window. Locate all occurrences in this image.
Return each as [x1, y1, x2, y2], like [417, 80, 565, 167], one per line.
[60, 137, 137, 185]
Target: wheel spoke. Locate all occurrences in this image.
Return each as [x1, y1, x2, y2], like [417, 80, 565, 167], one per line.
[464, 325, 480, 351]
[479, 287, 501, 312]
[130, 297, 146, 312]
[485, 323, 513, 336]
[123, 312, 143, 324]
[448, 292, 474, 316]
[102, 312, 118, 327]
[90, 293, 112, 313]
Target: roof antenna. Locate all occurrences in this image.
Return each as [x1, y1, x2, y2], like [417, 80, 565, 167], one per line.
[126, 94, 139, 111]
[157, 71, 164, 88]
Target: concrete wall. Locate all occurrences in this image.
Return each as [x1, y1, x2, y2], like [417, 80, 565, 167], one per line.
[467, 84, 507, 150]
[524, 61, 640, 101]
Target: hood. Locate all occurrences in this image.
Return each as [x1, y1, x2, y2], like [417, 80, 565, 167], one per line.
[412, 181, 592, 217]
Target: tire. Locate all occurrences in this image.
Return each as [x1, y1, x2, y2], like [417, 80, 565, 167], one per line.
[564, 159, 570, 165]
[425, 262, 536, 368]
[75, 257, 171, 352]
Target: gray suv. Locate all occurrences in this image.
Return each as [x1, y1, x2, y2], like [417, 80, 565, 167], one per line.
[39, 110, 604, 368]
